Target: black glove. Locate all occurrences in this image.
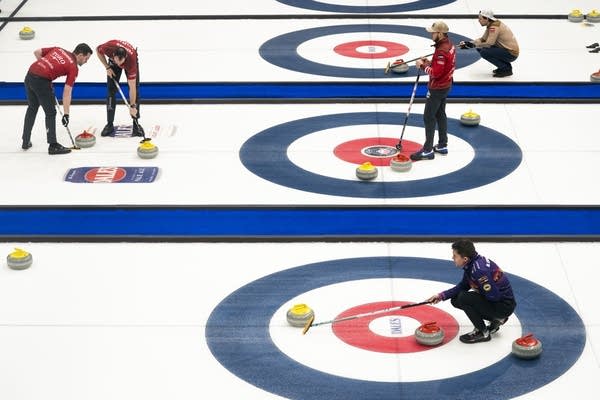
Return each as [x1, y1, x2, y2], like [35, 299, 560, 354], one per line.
[460, 41, 475, 49]
[61, 114, 69, 127]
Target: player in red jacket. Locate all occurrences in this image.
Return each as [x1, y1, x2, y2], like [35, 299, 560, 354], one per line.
[22, 43, 93, 154]
[96, 39, 144, 137]
[410, 21, 456, 161]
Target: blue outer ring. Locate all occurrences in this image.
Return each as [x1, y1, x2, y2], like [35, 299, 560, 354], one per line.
[206, 256, 586, 400]
[259, 24, 479, 78]
[275, 0, 456, 13]
[239, 112, 522, 198]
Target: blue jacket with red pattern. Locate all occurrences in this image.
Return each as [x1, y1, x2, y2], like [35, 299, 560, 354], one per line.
[440, 253, 515, 302]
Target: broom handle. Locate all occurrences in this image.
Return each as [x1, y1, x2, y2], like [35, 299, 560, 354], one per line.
[312, 301, 431, 327]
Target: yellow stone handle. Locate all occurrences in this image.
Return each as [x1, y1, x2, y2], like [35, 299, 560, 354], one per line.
[290, 304, 311, 314]
[358, 162, 376, 171]
[10, 248, 30, 258]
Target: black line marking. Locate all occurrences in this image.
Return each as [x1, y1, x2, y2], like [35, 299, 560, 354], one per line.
[0, 0, 28, 32]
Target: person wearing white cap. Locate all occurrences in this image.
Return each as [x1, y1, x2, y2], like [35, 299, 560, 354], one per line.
[410, 20, 456, 161]
[459, 10, 519, 77]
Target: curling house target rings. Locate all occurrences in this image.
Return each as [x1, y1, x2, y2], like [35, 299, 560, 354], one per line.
[275, 0, 456, 13]
[333, 40, 409, 59]
[259, 24, 480, 79]
[332, 301, 459, 353]
[239, 112, 522, 198]
[206, 256, 585, 400]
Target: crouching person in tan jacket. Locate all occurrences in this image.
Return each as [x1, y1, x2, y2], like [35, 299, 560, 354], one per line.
[459, 10, 519, 78]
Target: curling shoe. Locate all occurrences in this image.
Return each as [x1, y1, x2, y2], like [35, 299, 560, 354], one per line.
[493, 70, 513, 78]
[433, 144, 448, 155]
[410, 148, 435, 161]
[48, 143, 71, 155]
[100, 123, 114, 137]
[488, 317, 508, 334]
[22, 141, 32, 150]
[459, 328, 491, 344]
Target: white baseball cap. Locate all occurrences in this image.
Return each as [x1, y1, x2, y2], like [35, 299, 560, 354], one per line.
[479, 10, 497, 21]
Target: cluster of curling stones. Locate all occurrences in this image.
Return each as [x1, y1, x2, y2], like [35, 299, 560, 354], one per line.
[6, 248, 33, 270]
[355, 156, 413, 181]
[568, 9, 600, 23]
[19, 26, 35, 40]
[286, 304, 314, 327]
[354, 108, 483, 180]
[74, 129, 159, 158]
[410, 320, 544, 359]
[288, 303, 543, 360]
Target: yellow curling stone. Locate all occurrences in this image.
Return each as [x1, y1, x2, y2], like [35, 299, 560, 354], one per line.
[19, 26, 35, 40]
[356, 162, 378, 180]
[286, 304, 315, 327]
[460, 109, 481, 126]
[568, 9, 584, 22]
[7, 248, 33, 270]
[587, 10, 600, 23]
[137, 140, 159, 159]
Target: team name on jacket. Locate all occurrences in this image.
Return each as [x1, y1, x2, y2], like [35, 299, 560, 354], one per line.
[28, 47, 79, 86]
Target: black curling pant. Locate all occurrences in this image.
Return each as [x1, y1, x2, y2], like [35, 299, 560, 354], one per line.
[450, 291, 516, 332]
[422, 87, 450, 152]
[106, 60, 140, 124]
[22, 73, 57, 144]
[477, 46, 517, 73]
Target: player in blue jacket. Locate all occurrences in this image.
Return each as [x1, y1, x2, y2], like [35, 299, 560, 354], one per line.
[426, 239, 516, 343]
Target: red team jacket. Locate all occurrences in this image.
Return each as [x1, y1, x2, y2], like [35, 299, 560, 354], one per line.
[97, 39, 138, 80]
[421, 37, 455, 90]
[28, 47, 79, 86]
